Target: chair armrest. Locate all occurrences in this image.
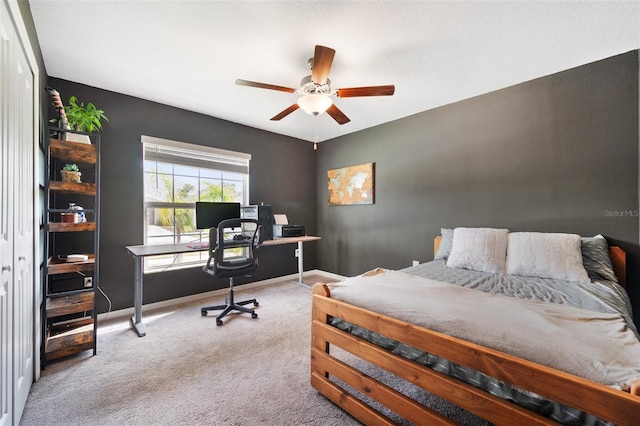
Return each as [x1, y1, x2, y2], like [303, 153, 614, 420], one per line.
[202, 252, 217, 275]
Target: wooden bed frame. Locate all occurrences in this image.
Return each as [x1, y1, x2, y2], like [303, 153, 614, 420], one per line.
[310, 239, 639, 425]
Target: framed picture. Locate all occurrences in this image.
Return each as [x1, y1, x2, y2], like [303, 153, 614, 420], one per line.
[327, 162, 374, 206]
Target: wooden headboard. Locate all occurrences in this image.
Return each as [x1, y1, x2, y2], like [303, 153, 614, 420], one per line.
[609, 246, 627, 288]
[433, 235, 442, 256]
[433, 236, 627, 289]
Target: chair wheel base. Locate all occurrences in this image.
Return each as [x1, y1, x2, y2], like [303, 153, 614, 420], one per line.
[201, 294, 259, 325]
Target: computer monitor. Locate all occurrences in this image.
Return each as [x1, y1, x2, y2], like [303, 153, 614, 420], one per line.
[195, 202, 241, 230]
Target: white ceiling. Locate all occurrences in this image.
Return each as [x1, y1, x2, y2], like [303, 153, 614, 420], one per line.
[28, 1, 640, 143]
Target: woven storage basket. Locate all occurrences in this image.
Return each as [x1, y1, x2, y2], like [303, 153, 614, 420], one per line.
[60, 170, 81, 183]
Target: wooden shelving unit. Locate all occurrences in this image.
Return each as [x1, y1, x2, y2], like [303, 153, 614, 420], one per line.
[43, 128, 100, 364]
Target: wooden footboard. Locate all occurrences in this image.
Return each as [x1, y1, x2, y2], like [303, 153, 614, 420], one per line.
[310, 283, 640, 426]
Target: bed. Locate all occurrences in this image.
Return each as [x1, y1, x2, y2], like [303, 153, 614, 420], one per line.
[310, 229, 640, 425]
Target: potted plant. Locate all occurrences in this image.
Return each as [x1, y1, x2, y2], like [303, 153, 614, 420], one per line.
[63, 96, 108, 143]
[60, 163, 81, 183]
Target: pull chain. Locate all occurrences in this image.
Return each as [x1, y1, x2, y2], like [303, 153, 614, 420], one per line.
[314, 127, 319, 151]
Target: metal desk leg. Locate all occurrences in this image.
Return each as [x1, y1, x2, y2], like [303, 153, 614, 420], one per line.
[130, 255, 147, 337]
[298, 240, 304, 284]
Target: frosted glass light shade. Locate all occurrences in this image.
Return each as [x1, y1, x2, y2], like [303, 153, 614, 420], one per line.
[297, 94, 332, 116]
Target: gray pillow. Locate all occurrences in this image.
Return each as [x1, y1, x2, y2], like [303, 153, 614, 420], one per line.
[581, 234, 618, 282]
[434, 228, 453, 260]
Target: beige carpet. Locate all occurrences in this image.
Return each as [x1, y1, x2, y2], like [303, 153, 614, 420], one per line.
[20, 275, 487, 426]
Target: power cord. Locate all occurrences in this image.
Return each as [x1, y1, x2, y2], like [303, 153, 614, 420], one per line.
[77, 271, 113, 319]
[96, 284, 112, 318]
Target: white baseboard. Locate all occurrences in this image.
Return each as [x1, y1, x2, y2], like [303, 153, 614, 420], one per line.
[97, 269, 343, 324]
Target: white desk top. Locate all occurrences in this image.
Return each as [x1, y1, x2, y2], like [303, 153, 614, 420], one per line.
[126, 235, 321, 257]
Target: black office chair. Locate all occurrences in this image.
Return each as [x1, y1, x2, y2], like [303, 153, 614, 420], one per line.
[201, 218, 262, 326]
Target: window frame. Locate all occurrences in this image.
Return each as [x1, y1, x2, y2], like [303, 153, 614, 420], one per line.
[141, 135, 250, 272]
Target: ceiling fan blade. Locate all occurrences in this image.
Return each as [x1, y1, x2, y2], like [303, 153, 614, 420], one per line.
[311, 45, 335, 85]
[326, 104, 350, 125]
[235, 79, 296, 93]
[270, 104, 300, 121]
[336, 85, 395, 98]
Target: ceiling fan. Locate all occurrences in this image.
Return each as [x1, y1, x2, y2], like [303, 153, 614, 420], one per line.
[235, 45, 395, 125]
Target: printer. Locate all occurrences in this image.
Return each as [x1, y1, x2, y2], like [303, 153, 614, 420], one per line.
[273, 224, 306, 238]
[272, 214, 306, 238]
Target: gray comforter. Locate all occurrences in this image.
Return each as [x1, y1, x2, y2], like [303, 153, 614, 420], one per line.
[404, 260, 637, 338]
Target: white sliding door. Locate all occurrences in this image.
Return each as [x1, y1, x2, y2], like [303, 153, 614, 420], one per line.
[0, 1, 39, 425]
[0, 6, 16, 425]
[11, 17, 35, 419]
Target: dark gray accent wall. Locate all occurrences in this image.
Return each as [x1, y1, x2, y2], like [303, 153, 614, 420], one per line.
[47, 79, 318, 312]
[316, 51, 640, 321]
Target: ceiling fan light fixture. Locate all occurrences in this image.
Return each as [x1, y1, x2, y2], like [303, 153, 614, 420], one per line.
[297, 94, 332, 116]
[236, 45, 394, 125]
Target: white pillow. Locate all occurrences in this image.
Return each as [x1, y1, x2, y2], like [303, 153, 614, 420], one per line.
[506, 232, 590, 283]
[446, 227, 509, 274]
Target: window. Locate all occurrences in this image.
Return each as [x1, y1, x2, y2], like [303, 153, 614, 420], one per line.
[142, 135, 250, 271]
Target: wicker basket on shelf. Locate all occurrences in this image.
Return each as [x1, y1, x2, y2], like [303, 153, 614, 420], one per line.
[60, 169, 81, 183]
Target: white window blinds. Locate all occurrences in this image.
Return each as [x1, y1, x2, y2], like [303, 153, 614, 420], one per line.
[141, 135, 251, 174]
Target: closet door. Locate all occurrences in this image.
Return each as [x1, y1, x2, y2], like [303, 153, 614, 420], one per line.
[0, 6, 16, 425]
[11, 24, 35, 420]
[0, 2, 37, 424]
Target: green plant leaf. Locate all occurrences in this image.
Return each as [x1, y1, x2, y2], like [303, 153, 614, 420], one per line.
[65, 96, 108, 133]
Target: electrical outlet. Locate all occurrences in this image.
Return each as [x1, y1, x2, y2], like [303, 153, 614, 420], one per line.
[84, 277, 93, 287]
[294, 248, 300, 258]
[412, 260, 419, 267]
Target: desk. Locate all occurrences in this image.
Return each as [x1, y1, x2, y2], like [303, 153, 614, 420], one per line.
[125, 235, 320, 337]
